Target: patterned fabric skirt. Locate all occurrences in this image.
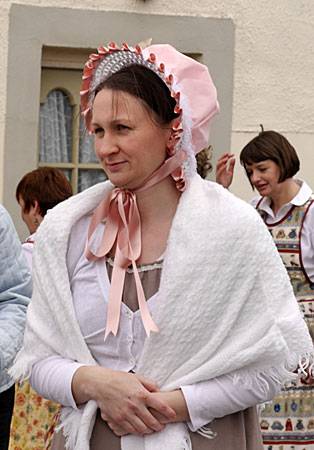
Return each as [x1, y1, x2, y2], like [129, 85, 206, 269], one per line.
[9, 380, 60, 450]
[259, 378, 314, 449]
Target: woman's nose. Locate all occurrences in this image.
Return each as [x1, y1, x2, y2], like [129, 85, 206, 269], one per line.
[250, 171, 260, 184]
[96, 135, 119, 157]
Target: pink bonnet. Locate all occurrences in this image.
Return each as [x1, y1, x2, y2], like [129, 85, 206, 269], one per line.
[142, 44, 220, 155]
[80, 42, 220, 178]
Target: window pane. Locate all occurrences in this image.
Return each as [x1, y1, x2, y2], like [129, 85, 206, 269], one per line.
[59, 168, 72, 182]
[40, 89, 73, 163]
[78, 169, 107, 192]
[79, 114, 98, 163]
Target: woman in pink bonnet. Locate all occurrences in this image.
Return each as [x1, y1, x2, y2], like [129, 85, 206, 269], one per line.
[10, 42, 314, 450]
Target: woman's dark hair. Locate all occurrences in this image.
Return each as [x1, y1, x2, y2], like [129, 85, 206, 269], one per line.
[16, 167, 73, 217]
[196, 146, 213, 179]
[240, 130, 300, 185]
[96, 64, 179, 126]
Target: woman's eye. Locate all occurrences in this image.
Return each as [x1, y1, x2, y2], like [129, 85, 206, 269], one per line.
[94, 128, 104, 136]
[117, 124, 129, 131]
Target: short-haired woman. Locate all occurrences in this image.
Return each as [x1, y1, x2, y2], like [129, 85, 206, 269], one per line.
[9, 167, 72, 449]
[216, 129, 314, 449]
[16, 167, 73, 268]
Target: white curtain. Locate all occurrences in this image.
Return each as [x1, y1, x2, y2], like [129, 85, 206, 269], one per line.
[40, 90, 72, 162]
[79, 114, 98, 163]
[78, 115, 107, 191]
[78, 170, 107, 192]
[78, 112, 107, 191]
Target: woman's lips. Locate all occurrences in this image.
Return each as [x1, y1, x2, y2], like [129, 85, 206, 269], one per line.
[255, 184, 268, 192]
[107, 161, 127, 171]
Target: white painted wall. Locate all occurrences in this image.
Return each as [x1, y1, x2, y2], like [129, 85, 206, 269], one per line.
[1, 0, 314, 202]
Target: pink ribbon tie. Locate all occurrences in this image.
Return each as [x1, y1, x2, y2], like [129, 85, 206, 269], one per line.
[85, 148, 188, 340]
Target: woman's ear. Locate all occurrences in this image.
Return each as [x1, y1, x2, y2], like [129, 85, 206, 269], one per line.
[33, 200, 40, 214]
[30, 200, 43, 231]
[28, 200, 40, 220]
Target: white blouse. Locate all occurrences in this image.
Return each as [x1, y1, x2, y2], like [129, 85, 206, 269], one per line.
[22, 233, 35, 271]
[250, 180, 314, 282]
[30, 214, 282, 431]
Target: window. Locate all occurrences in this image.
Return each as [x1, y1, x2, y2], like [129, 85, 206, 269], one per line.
[40, 55, 107, 194]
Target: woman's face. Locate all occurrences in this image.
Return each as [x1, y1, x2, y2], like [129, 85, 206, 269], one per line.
[245, 159, 281, 197]
[91, 89, 172, 190]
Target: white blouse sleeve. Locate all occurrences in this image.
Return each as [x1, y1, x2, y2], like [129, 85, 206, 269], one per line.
[181, 369, 282, 432]
[22, 242, 33, 271]
[30, 356, 86, 409]
[301, 202, 314, 283]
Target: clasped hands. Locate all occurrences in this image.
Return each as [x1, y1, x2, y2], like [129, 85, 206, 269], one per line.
[72, 366, 187, 437]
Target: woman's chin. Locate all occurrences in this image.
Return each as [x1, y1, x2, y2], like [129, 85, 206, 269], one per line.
[256, 186, 269, 196]
[108, 178, 137, 190]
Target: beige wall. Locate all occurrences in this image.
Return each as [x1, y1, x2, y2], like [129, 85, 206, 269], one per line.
[1, 1, 314, 225]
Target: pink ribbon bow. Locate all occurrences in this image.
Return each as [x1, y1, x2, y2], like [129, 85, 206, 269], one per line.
[85, 148, 188, 340]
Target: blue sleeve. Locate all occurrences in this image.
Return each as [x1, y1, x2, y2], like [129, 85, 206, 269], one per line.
[0, 205, 32, 371]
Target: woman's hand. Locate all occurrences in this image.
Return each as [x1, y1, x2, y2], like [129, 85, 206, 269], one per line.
[72, 367, 176, 436]
[149, 390, 190, 424]
[102, 389, 189, 436]
[215, 153, 235, 189]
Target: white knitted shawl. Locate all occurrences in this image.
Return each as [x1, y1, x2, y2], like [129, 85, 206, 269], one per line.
[10, 175, 313, 450]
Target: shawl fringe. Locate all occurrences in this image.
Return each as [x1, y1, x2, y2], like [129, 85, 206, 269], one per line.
[57, 401, 98, 450]
[297, 352, 314, 378]
[194, 353, 314, 443]
[196, 426, 217, 439]
[9, 346, 33, 382]
[231, 351, 314, 393]
[121, 422, 192, 450]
